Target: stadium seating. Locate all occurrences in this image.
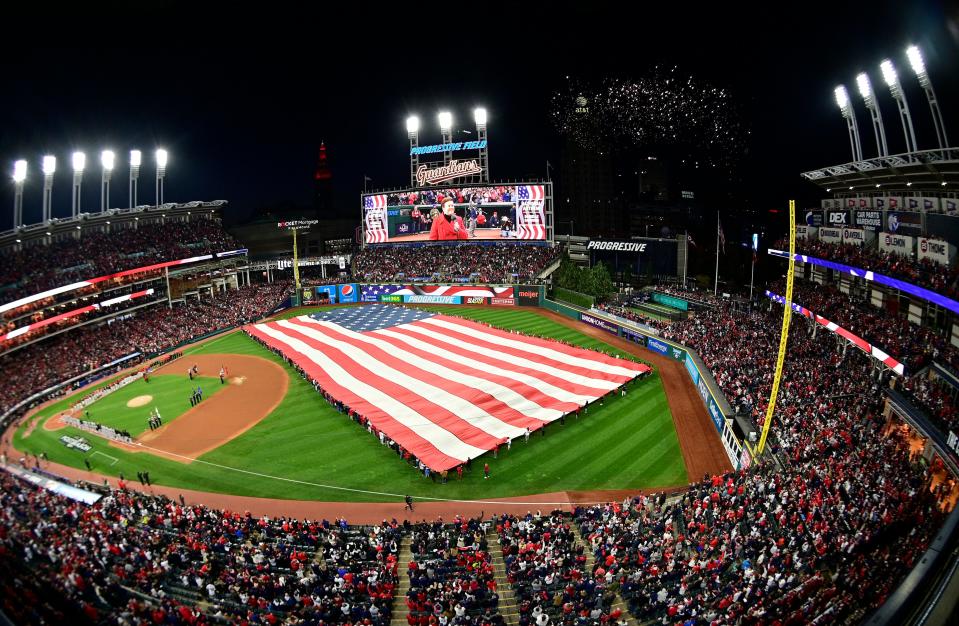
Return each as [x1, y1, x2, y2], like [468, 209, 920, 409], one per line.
[352, 245, 559, 284]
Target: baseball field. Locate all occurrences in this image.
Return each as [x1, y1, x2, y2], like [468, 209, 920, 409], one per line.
[12, 305, 704, 503]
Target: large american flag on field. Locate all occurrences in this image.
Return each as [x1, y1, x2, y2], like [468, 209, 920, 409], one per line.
[247, 305, 649, 471]
[364, 195, 389, 243]
[516, 185, 546, 240]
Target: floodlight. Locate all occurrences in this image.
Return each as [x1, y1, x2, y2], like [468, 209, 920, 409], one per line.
[72, 152, 86, 172]
[406, 116, 419, 134]
[101, 150, 115, 171]
[834, 86, 849, 111]
[474, 107, 487, 126]
[130, 149, 142, 167]
[438, 111, 452, 131]
[13, 160, 27, 182]
[856, 73, 872, 100]
[906, 45, 925, 80]
[156, 148, 168, 168]
[42, 155, 56, 175]
[880, 60, 898, 88]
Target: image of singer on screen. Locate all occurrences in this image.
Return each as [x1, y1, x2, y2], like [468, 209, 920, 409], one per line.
[429, 199, 469, 240]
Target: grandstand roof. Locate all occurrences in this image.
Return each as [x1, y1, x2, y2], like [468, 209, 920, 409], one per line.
[801, 148, 959, 192]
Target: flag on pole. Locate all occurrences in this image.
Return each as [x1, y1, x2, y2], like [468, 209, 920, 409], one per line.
[718, 219, 726, 254]
[247, 305, 649, 471]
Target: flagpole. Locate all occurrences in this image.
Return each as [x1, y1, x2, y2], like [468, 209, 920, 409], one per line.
[749, 254, 755, 301]
[683, 230, 688, 287]
[714, 212, 720, 295]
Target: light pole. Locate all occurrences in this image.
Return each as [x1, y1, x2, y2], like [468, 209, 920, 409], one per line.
[129, 149, 141, 208]
[438, 111, 452, 167]
[834, 85, 863, 162]
[41, 155, 56, 224]
[856, 73, 889, 157]
[406, 115, 419, 187]
[12, 160, 26, 229]
[155, 149, 167, 206]
[879, 59, 918, 154]
[906, 45, 948, 152]
[474, 107, 489, 182]
[100, 150, 115, 212]
[71, 152, 85, 217]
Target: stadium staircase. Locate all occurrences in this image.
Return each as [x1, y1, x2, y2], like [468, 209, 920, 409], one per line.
[569, 524, 639, 626]
[390, 535, 413, 626]
[489, 531, 520, 626]
[536, 257, 561, 281]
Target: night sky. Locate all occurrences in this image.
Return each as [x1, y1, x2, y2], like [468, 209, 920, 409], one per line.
[1, 1, 956, 231]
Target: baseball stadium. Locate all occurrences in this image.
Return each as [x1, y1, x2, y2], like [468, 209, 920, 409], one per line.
[3, 18, 959, 626]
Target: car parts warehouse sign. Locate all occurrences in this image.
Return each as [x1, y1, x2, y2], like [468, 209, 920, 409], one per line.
[587, 241, 648, 252]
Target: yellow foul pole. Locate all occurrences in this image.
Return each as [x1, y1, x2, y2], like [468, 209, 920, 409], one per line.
[293, 228, 302, 295]
[756, 199, 796, 455]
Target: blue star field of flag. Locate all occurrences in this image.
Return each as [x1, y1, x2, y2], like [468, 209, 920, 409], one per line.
[308, 304, 435, 332]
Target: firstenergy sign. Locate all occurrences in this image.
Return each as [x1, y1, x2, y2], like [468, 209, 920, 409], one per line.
[587, 241, 648, 252]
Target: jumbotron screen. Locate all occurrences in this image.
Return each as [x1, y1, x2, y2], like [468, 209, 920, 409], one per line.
[362, 184, 547, 244]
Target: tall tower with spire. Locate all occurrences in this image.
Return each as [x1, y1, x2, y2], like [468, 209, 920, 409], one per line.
[313, 141, 333, 217]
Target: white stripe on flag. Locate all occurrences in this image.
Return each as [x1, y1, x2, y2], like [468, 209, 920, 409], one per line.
[278, 319, 527, 440]
[254, 323, 485, 461]
[419, 317, 641, 378]
[302, 318, 562, 422]
[400, 322, 623, 392]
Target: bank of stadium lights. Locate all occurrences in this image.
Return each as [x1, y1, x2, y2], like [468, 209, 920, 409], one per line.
[12, 160, 27, 229]
[438, 111, 452, 131]
[155, 148, 168, 206]
[855, 73, 889, 157]
[41, 155, 56, 224]
[905, 44, 948, 150]
[474, 107, 487, 128]
[100, 150, 115, 212]
[879, 59, 918, 153]
[129, 149, 141, 208]
[406, 116, 419, 135]
[834, 85, 864, 162]
[71, 152, 85, 217]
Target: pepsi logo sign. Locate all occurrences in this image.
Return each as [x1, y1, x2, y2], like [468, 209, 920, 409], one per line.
[340, 284, 354, 297]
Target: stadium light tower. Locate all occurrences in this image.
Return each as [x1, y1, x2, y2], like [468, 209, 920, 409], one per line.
[100, 150, 115, 212]
[906, 45, 948, 151]
[879, 59, 918, 154]
[856, 73, 889, 157]
[129, 149, 141, 208]
[834, 85, 863, 162]
[438, 111, 453, 166]
[155, 148, 168, 205]
[474, 107, 489, 182]
[12, 160, 27, 229]
[71, 152, 85, 217]
[41, 155, 56, 224]
[406, 116, 419, 187]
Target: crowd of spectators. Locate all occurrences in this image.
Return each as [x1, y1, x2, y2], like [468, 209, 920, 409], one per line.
[0, 469, 399, 624]
[0, 282, 291, 416]
[498, 512, 618, 626]
[406, 518, 503, 626]
[385, 187, 518, 208]
[352, 245, 559, 284]
[783, 238, 959, 300]
[0, 218, 241, 309]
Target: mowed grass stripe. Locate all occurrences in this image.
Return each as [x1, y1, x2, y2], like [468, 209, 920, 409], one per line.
[16, 306, 688, 501]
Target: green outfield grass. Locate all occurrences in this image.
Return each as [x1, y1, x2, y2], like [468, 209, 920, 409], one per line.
[72, 374, 223, 436]
[14, 305, 687, 502]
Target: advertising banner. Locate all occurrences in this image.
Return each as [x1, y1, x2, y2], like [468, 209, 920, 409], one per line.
[491, 298, 516, 306]
[819, 227, 843, 243]
[338, 284, 358, 303]
[647, 337, 670, 355]
[669, 345, 685, 361]
[826, 210, 850, 227]
[580, 313, 619, 334]
[886, 211, 923, 236]
[918, 238, 956, 266]
[361, 284, 402, 302]
[308, 285, 340, 303]
[463, 296, 489, 305]
[684, 353, 699, 385]
[404, 295, 462, 304]
[379, 294, 404, 303]
[515, 286, 542, 307]
[879, 232, 913, 257]
[854, 209, 882, 230]
[621, 326, 647, 346]
[803, 210, 824, 227]
[841, 228, 867, 246]
[652, 292, 689, 311]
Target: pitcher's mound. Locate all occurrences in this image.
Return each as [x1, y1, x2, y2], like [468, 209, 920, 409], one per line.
[127, 395, 153, 408]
